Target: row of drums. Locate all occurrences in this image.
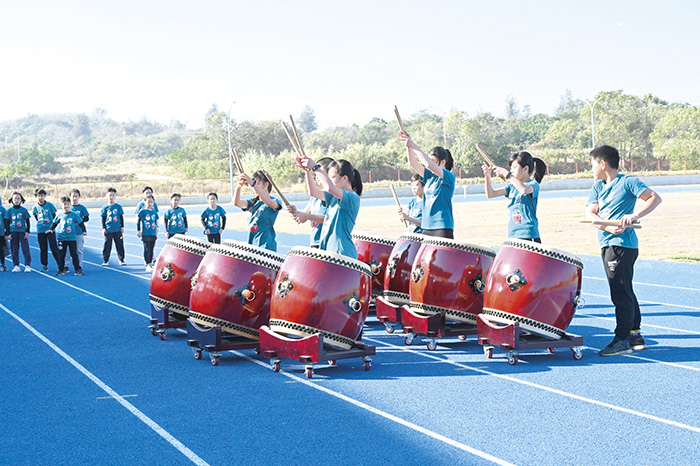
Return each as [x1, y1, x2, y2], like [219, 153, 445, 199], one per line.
[149, 231, 584, 358]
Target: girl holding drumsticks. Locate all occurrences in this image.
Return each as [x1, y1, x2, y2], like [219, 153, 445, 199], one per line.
[397, 173, 424, 234]
[287, 157, 334, 248]
[482, 151, 546, 242]
[398, 131, 455, 238]
[233, 170, 282, 252]
[296, 157, 362, 259]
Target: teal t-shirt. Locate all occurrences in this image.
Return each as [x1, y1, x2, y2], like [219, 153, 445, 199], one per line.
[135, 200, 159, 216]
[244, 197, 280, 251]
[587, 174, 648, 249]
[421, 168, 455, 230]
[33, 202, 57, 234]
[504, 180, 540, 239]
[6, 206, 31, 233]
[201, 206, 227, 234]
[71, 204, 90, 234]
[52, 211, 84, 241]
[0, 205, 6, 236]
[138, 208, 159, 237]
[101, 203, 124, 233]
[308, 197, 327, 246]
[407, 197, 423, 234]
[320, 190, 360, 259]
[164, 207, 187, 235]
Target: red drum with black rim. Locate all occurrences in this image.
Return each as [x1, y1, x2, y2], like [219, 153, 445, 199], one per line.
[381, 233, 428, 304]
[409, 238, 496, 324]
[149, 235, 211, 318]
[268, 247, 372, 350]
[352, 232, 396, 297]
[482, 239, 584, 340]
[189, 240, 285, 340]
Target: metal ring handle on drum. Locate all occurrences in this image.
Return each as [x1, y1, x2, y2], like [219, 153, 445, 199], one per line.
[469, 274, 485, 294]
[241, 288, 256, 302]
[387, 255, 399, 277]
[411, 263, 425, 283]
[505, 269, 527, 291]
[277, 276, 294, 298]
[572, 291, 585, 310]
[160, 263, 175, 283]
[370, 261, 381, 276]
[348, 298, 362, 313]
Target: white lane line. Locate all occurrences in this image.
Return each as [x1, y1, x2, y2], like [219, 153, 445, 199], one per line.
[576, 311, 700, 336]
[365, 337, 700, 434]
[584, 275, 700, 292]
[581, 292, 700, 313]
[0, 303, 209, 466]
[231, 349, 516, 466]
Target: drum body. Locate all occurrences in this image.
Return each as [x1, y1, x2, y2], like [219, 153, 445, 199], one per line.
[382, 233, 428, 304]
[149, 235, 211, 317]
[482, 239, 584, 340]
[189, 240, 284, 340]
[352, 232, 396, 297]
[269, 247, 372, 350]
[409, 238, 496, 324]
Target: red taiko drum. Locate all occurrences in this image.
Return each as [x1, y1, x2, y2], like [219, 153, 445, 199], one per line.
[352, 232, 396, 297]
[409, 238, 496, 324]
[149, 234, 211, 318]
[269, 247, 372, 350]
[381, 233, 428, 304]
[189, 240, 285, 340]
[482, 239, 584, 340]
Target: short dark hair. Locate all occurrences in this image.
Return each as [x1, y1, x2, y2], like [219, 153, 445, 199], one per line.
[70, 188, 81, 196]
[207, 192, 218, 200]
[35, 188, 47, 196]
[410, 173, 424, 185]
[142, 186, 153, 193]
[171, 193, 181, 199]
[590, 145, 620, 169]
[107, 187, 117, 194]
[60, 196, 71, 203]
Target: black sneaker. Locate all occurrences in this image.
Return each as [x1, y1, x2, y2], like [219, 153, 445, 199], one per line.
[75, 269, 85, 276]
[629, 333, 646, 350]
[0, 264, 7, 272]
[55, 269, 66, 276]
[599, 338, 632, 356]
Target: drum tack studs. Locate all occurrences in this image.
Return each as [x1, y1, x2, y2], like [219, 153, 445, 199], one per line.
[277, 277, 294, 298]
[469, 274, 485, 294]
[505, 269, 527, 291]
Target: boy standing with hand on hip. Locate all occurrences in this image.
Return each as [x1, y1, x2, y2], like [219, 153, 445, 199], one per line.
[586, 145, 662, 357]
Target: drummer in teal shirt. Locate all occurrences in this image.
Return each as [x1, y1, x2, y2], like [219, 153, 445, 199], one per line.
[398, 173, 424, 234]
[483, 151, 547, 242]
[298, 158, 362, 259]
[233, 170, 281, 252]
[398, 131, 455, 238]
[286, 157, 334, 247]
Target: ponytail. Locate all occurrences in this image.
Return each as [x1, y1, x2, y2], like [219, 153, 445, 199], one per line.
[511, 151, 546, 183]
[330, 159, 363, 196]
[251, 170, 272, 205]
[429, 147, 453, 171]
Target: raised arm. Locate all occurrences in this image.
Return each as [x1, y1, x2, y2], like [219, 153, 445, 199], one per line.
[482, 163, 508, 198]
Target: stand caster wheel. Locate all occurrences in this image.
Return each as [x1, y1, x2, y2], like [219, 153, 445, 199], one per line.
[457, 334, 467, 341]
[507, 354, 518, 366]
[328, 360, 337, 366]
[572, 347, 583, 360]
[547, 347, 556, 354]
[193, 350, 202, 360]
[484, 347, 493, 359]
[404, 334, 414, 346]
[159, 332, 166, 341]
[150, 327, 157, 336]
[363, 359, 371, 371]
[427, 340, 437, 351]
[305, 366, 313, 379]
[272, 360, 281, 372]
[385, 324, 395, 334]
[211, 356, 220, 366]
[254, 347, 260, 355]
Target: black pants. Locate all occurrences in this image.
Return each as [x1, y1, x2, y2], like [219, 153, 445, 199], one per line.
[421, 228, 454, 239]
[207, 233, 221, 244]
[10, 232, 31, 267]
[142, 236, 157, 264]
[601, 246, 641, 339]
[58, 239, 80, 272]
[38, 232, 61, 267]
[0, 237, 5, 265]
[103, 232, 125, 262]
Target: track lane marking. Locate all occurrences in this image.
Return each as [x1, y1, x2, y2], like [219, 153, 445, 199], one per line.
[583, 275, 700, 292]
[0, 303, 209, 466]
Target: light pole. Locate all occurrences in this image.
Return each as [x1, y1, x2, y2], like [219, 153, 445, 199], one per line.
[585, 97, 603, 148]
[227, 101, 236, 202]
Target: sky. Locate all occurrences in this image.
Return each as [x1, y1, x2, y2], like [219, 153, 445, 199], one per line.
[2, 0, 699, 130]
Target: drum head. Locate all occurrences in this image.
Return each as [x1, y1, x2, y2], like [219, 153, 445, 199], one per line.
[287, 246, 373, 277]
[501, 239, 583, 269]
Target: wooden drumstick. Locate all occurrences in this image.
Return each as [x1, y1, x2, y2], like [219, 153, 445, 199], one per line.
[476, 144, 497, 168]
[289, 115, 306, 157]
[580, 220, 642, 229]
[389, 183, 408, 227]
[232, 147, 244, 173]
[263, 170, 290, 207]
[394, 105, 406, 134]
[281, 121, 302, 157]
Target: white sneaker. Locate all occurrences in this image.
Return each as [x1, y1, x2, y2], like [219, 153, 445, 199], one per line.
[145, 265, 153, 273]
[119, 260, 126, 266]
[101, 261, 109, 267]
[11, 266, 21, 273]
[24, 266, 32, 273]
